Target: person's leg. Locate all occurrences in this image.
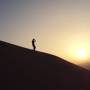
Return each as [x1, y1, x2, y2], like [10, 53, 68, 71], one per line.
[33, 45, 36, 51]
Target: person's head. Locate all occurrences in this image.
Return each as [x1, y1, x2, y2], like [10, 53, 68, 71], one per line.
[32, 38, 36, 42]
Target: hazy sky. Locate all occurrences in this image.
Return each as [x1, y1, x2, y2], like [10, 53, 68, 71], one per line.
[0, 0, 90, 66]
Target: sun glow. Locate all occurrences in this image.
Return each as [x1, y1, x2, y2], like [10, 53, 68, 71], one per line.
[71, 48, 89, 63]
[75, 49, 88, 60]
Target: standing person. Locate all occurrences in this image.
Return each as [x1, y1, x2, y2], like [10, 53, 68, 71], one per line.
[32, 38, 36, 51]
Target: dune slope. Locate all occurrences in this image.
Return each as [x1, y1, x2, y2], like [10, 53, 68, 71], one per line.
[0, 41, 90, 90]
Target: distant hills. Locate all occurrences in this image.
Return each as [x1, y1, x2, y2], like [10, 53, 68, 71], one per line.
[82, 62, 90, 70]
[0, 41, 90, 90]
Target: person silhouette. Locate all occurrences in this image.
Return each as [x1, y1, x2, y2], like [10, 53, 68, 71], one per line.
[32, 38, 36, 51]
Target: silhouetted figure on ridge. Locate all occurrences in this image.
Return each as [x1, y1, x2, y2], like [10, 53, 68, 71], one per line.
[32, 38, 36, 51]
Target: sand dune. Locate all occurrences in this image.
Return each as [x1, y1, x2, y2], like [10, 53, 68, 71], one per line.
[0, 41, 90, 90]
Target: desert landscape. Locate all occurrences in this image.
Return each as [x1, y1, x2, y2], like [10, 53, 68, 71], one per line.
[0, 41, 90, 90]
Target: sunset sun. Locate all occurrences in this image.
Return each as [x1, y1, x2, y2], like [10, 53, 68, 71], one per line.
[76, 49, 87, 59]
[74, 48, 88, 62]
